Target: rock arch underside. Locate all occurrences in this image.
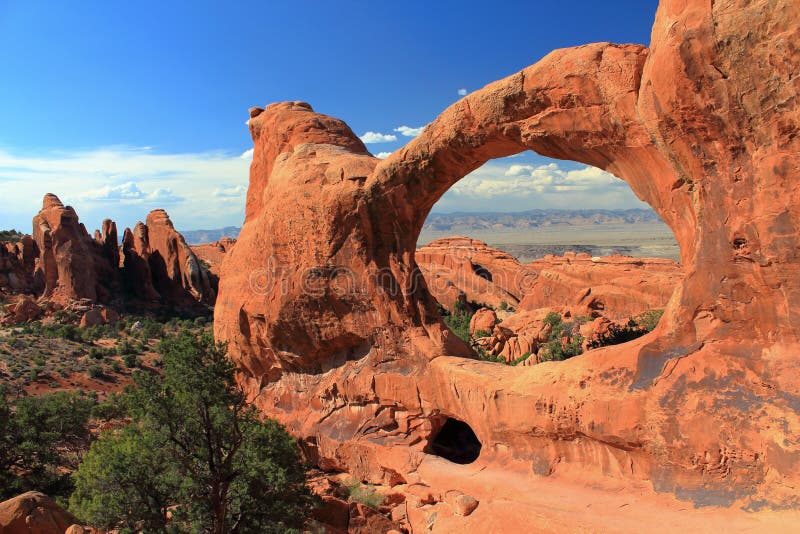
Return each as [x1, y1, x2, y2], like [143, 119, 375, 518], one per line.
[215, 0, 800, 513]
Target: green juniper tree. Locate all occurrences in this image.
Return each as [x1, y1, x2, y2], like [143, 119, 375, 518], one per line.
[70, 331, 318, 533]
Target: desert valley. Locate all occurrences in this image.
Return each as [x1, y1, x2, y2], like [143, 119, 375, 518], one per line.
[1, 0, 799, 532]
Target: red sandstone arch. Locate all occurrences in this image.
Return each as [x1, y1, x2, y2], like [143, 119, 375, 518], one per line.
[215, 0, 800, 509]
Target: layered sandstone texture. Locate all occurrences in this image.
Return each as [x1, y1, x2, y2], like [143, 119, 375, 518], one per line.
[1, 195, 214, 319]
[416, 237, 528, 309]
[215, 0, 800, 522]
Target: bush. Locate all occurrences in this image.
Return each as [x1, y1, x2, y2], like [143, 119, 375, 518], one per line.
[140, 319, 164, 340]
[91, 392, 127, 421]
[122, 352, 139, 368]
[441, 301, 473, 344]
[538, 313, 584, 362]
[86, 365, 103, 379]
[344, 479, 384, 510]
[474, 329, 491, 339]
[0, 387, 95, 499]
[634, 309, 664, 332]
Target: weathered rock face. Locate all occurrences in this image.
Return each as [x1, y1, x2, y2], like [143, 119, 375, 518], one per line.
[190, 238, 236, 293]
[518, 253, 680, 321]
[215, 0, 800, 513]
[0, 237, 37, 293]
[190, 238, 236, 277]
[416, 237, 528, 310]
[122, 210, 215, 310]
[31, 194, 121, 306]
[1, 195, 213, 321]
[0, 492, 79, 534]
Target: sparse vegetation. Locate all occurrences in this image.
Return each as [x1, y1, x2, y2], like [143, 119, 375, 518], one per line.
[343, 479, 384, 509]
[538, 312, 584, 362]
[441, 301, 473, 344]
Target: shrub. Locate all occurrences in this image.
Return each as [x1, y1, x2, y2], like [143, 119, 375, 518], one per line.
[87, 365, 103, 379]
[343, 479, 384, 510]
[538, 313, 584, 362]
[122, 353, 139, 368]
[0, 387, 95, 499]
[634, 309, 664, 332]
[498, 301, 508, 311]
[474, 329, 491, 339]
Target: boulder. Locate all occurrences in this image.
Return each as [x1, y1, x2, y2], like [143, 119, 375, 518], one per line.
[0, 492, 79, 534]
[79, 307, 120, 328]
[1, 295, 43, 325]
[468, 308, 497, 336]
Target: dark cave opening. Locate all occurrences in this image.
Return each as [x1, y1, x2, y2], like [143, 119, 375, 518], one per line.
[427, 417, 482, 464]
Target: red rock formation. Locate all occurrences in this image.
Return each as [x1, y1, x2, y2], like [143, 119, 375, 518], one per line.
[31, 194, 120, 306]
[468, 308, 497, 336]
[1, 195, 213, 321]
[0, 236, 37, 294]
[215, 0, 800, 518]
[190, 238, 236, 277]
[0, 492, 79, 534]
[518, 253, 679, 321]
[121, 210, 215, 310]
[416, 237, 527, 309]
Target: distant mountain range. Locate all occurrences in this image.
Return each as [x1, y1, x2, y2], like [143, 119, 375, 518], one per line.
[421, 208, 662, 233]
[181, 209, 663, 245]
[182, 226, 241, 245]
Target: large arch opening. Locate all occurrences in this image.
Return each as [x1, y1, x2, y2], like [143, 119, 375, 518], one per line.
[414, 154, 682, 367]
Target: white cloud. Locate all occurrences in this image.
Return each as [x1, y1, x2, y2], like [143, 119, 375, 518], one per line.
[375, 152, 392, 159]
[359, 131, 397, 144]
[394, 125, 425, 138]
[80, 182, 182, 204]
[432, 158, 648, 212]
[0, 146, 251, 233]
[458, 88, 468, 96]
[240, 148, 254, 160]
[213, 185, 246, 198]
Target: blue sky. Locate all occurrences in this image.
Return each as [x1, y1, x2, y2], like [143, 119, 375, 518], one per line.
[0, 1, 657, 233]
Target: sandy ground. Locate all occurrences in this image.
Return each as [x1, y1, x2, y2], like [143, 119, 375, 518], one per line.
[409, 457, 799, 533]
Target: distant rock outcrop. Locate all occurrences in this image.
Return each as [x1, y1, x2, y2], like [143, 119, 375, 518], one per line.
[124, 209, 216, 309]
[1, 194, 214, 321]
[31, 194, 121, 306]
[416, 237, 527, 310]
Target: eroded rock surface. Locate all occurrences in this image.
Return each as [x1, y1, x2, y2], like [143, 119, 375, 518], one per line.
[215, 0, 800, 518]
[416, 237, 527, 309]
[1, 195, 213, 320]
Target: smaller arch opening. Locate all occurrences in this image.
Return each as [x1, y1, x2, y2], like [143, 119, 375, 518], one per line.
[427, 417, 482, 464]
[472, 263, 493, 282]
